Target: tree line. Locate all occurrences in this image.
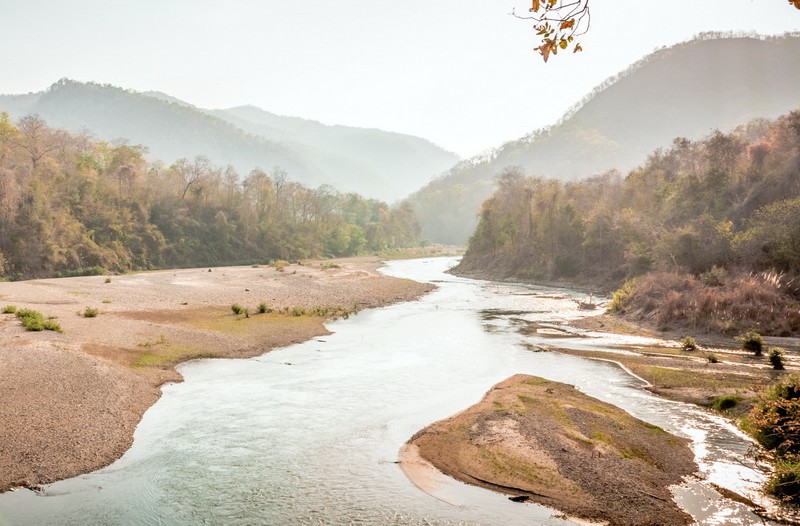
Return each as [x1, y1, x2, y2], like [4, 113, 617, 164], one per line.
[457, 109, 800, 304]
[0, 113, 422, 279]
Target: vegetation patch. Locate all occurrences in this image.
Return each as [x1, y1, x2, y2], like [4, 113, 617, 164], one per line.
[81, 307, 100, 318]
[711, 394, 743, 412]
[133, 345, 217, 368]
[15, 308, 62, 332]
[745, 376, 800, 503]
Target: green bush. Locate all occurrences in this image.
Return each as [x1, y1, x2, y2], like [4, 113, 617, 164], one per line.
[707, 354, 719, 363]
[257, 302, 270, 314]
[738, 330, 763, 356]
[680, 336, 698, 352]
[2, 305, 17, 314]
[608, 278, 639, 314]
[766, 457, 800, 503]
[770, 347, 786, 370]
[54, 266, 106, 278]
[82, 307, 100, 318]
[15, 308, 61, 332]
[42, 319, 62, 333]
[231, 304, 244, 315]
[711, 395, 742, 412]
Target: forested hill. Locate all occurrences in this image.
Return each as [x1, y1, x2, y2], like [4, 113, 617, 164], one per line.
[0, 80, 458, 202]
[454, 111, 800, 335]
[408, 34, 800, 245]
[0, 113, 422, 280]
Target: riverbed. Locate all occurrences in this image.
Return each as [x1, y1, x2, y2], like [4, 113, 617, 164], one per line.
[0, 257, 778, 525]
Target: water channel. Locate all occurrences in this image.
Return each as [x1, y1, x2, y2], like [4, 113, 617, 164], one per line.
[0, 257, 779, 525]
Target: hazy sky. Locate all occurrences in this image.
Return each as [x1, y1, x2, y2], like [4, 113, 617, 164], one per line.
[0, 1, 797, 157]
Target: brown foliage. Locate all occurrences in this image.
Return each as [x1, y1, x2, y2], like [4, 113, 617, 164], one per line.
[618, 271, 800, 336]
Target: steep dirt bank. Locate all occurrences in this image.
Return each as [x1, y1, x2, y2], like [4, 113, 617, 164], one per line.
[404, 374, 697, 526]
[0, 257, 433, 492]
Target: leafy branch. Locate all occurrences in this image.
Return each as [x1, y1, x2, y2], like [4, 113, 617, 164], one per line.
[515, 0, 800, 63]
[513, 0, 590, 62]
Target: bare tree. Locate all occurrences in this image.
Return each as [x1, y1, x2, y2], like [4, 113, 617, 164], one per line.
[13, 115, 59, 171]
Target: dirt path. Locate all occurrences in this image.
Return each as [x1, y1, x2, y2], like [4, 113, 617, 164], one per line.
[0, 257, 433, 492]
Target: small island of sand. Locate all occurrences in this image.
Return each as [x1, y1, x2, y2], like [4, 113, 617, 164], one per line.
[403, 374, 697, 526]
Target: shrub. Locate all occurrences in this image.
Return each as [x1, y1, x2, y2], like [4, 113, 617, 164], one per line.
[15, 308, 61, 332]
[82, 307, 100, 318]
[272, 260, 289, 272]
[707, 354, 719, 363]
[54, 266, 106, 278]
[711, 394, 742, 412]
[257, 302, 270, 314]
[105, 277, 112, 284]
[699, 265, 727, 287]
[766, 457, 800, 503]
[42, 320, 62, 333]
[290, 306, 305, 317]
[739, 331, 764, 356]
[2, 305, 17, 314]
[607, 278, 639, 313]
[680, 336, 698, 352]
[770, 347, 786, 370]
[748, 375, 800, 452]
[231, 304, 244, 315]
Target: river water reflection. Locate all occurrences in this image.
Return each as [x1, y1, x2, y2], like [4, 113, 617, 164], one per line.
[0, 257, 779, 525]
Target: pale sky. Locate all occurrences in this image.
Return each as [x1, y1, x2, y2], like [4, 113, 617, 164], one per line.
[0, 1, 797, 157]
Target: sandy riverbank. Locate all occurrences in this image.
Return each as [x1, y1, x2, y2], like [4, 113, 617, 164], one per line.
[403, 375, 697, 526]
[0, 257, 433, 492]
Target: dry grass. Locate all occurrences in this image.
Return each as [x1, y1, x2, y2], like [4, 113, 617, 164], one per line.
[619, 271, 800, 336]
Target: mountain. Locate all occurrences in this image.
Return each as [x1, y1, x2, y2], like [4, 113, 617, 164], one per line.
[408, 33, 800, 244]
[208, 105, 458, 200]
[0, 80, 458, 201]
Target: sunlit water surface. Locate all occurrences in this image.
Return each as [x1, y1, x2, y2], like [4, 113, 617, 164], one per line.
[0, 257, 779, 525]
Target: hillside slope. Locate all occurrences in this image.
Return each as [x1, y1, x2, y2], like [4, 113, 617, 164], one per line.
[408, 34, 800, 244]
[0, 80, 458, 201]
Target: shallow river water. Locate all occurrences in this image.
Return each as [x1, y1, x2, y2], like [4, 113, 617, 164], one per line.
[0, 257, 781, 525]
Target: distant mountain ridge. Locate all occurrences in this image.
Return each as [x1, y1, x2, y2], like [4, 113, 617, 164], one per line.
[408, 33, 800, 244]
[0, 80, 459, 201]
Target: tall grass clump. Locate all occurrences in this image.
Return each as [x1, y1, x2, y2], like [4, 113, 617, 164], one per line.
[231, 304, 244, 315]
[769, 347, 786, 370]
[257, 302, 271, 314]
[738, 330, 763, 356]
[82, 307, 100, 318]
[680, 336, 698, 352]
[2, 305, 17, 314]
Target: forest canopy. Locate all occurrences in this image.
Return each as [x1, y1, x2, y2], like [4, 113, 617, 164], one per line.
[456, 110, 800, 334]
[0, 113, 422, 280]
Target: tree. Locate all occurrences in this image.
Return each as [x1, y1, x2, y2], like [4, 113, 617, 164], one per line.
[518, 1, 799, 62]
[13, 115, 59, 171]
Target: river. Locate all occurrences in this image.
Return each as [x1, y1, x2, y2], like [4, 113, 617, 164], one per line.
[0, 257, 779, 525]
